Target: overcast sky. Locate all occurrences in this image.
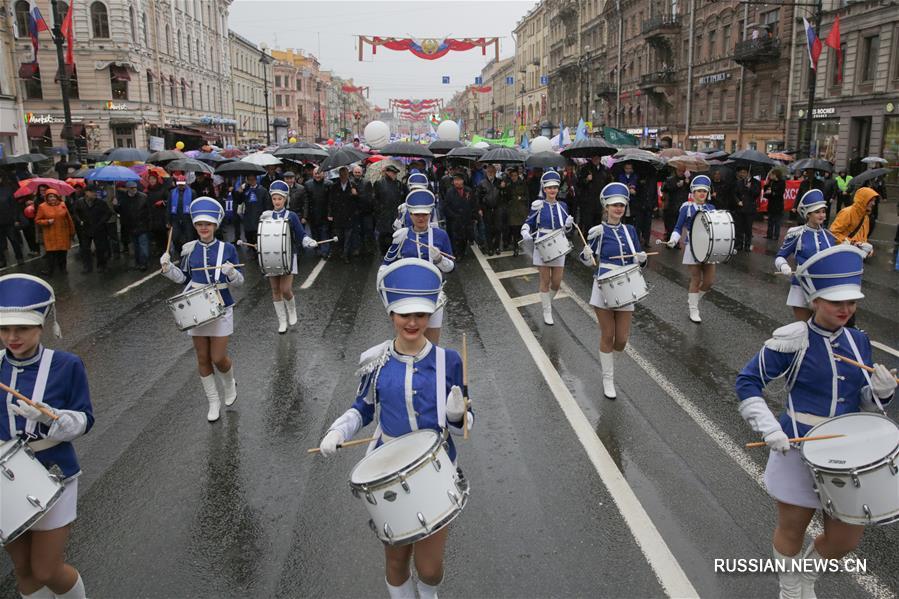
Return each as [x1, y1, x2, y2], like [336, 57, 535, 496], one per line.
[229, 0, 537, 108]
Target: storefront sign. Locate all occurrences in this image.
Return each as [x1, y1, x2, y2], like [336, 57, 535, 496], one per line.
[698, 72, 731, 86]
[689, 134, 725, 141]
[105, 101, 129, 110]
[798, 107, 837, 119]
[148, 135, 165, 151]
[625, 127, 661, 136]
[24, 113, 65, 124]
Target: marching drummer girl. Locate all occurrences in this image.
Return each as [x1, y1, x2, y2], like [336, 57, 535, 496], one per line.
[0, 274, 93, 599]
[578, 183, 647, 399]
[663, 174, 716, 323]
[159, 197, 244, 423]
[384, 188, 454, 344]
[774, 189, 837, 322]
[394, 172, 440, 230]
[318, 258, 473, 599]
[735, 245, 896, 598]
[265, 180, 318, 334]
[520, 170, 574, 325]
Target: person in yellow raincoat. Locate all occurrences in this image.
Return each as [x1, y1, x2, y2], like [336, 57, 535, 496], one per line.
[830, 186, 877, 257]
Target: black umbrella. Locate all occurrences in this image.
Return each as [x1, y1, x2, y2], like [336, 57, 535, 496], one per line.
[790, 157, 833, 173]
[166, 158, 216, 174]
[214, 161, 267, 177]
[560, 137, 617, 158]
[428, 140, 465, 155]
[11, 153, 49, 163]
[278, 141, 323, 150]
[195, 152, 228, 163]
[380, 141, 434, 159]
[478, 147, 526, 164]
[71, 166, 94, 177]
[525, 151, 568, 169]
[446, 146, 486, 161]
[83, 152, 108, 163]
[701, 150, 730, 161]
[729, 149, 777, 168]
[274, 147, 329, 161]
[147, 150, 187, 165]
[847, 168, 890, 191]
[107, 147, 150, 162]
[320, 147, 368, 170]
[613, 148, 667, 169]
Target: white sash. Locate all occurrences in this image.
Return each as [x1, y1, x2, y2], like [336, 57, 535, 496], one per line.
[436, 347, 446, 429]
[2, 348, 55, 436]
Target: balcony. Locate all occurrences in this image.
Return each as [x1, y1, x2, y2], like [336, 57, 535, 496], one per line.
[642, 15, 680, 51]
[639, 70, 676, 90]
[733, 37, 781, 71]
[595, 81, 617, 99]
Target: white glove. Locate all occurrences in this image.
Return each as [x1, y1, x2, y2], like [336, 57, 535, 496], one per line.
[446, 385, 466, 422]
[764, 430, 791, 454]
[9, 401, 56, 426]
[302, 236, 318, 249]
[159, 252, 172, 273]
[564, 215, 574, 228]
[635, 251, 648, 262]
[520, 227, 532, 241]
[221, 262, 236, 278]
[318, 430, 345, 457]
[871, 364, 898, 399]
[392, 228, 408, 245]
[260, 210, 273, 221]
[579, 246, 594, 264]
[428, 245, 442, 264]
[779, 262, 792, 275]
[858, 242, 873, 256]
[665, 237, 678, 248]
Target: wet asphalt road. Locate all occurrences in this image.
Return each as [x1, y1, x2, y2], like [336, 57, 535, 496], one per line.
[1, 215, 897, 599]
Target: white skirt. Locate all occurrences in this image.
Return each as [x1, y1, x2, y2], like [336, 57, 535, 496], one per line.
[786, 284, 809, 308]
[763, 447, 821, 509]
[532, 248, 566, 268]
[589, 280, 635, 312]
[188, 306, 234, 337]
[264, 254, 298, 277]
[31, 477, 78, 531]
[682, 242, 699, 265]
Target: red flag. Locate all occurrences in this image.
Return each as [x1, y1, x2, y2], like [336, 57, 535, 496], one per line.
[824, 15, 842, 83]
[61, 2, 74, 65]
[31, 7, 49, 32]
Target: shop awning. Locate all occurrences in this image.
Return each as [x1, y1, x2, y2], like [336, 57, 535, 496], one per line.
[27, 124, 51, 140]
[19, 63, 39, 79]
[61, 124, 85, 139]
[110, 65, 131, 82]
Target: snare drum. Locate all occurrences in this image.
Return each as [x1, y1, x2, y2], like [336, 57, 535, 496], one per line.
[349, 430, 469, 546]
[535, 229, 572, 263]
[257, 218, 292, 276]
[594, 264, 648, 308]
[166, 284, 226, 331]
[801, 413, 899, 525]
[690, 210, 735, 264]
[1, 439, 64, 545]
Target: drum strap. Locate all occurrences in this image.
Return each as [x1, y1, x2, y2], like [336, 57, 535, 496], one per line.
[843, 332, 881, 412]
[4, 349, 55, 438]
[618, 225, 637, 263]
[436, 347, 446, 429]
[213, 241, 225, 285]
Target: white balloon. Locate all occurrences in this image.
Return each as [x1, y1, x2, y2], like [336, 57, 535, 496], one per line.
[530, 136, 552, 153]
[436, 120, 460, 141]
[364, 120, 390, 149]
[472, 141, 490, 149]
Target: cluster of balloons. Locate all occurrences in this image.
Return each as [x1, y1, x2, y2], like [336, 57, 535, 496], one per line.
[363, 120, 390, 149]
[530, 135, 552, 153]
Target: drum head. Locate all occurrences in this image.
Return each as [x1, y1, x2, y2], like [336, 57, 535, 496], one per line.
[596, 263, 640, 282]
[689, 211, 710, 262]
[350, 430, 439, 485]
[802, 413, 899, 470]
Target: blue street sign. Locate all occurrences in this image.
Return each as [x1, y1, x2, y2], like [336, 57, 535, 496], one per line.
[540, 75, 549, 85]
[505, 76, 514, 85]
[442, 76, 450, 84]
[474, 76, 483, 85]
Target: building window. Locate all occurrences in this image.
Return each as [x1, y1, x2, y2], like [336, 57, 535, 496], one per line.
[90, 2, 110, 39]
[147, 71, 155, 102]
[860, 35, 880, 83]
[129, 7, 136, 39]
[20, 63, 42, 99]
[198, 83, 203, 109]
[761, 9, 779, 37]
[187, 35, 192, 62]
[170, 77, 177, 106]
[166, 25, 172, 55]
[112, 125, 135, 148]
[181, 79, 188, 107]
[723, 24, 731, 54]
[276, 94, 283, 107]
[14, 1, 30, 38]
[275, 75, 281, 87]
[143, 14, 149, 46]
[177, 30, 182, 59]
[708, 30, 716, 59]
[56, 64, 78, 99]
[297, 79, 302, 91]
[110, 66, 130, 99]
[830, 43, 846, 87]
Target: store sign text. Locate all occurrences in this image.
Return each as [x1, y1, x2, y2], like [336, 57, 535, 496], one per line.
[698, 72, 731, 86]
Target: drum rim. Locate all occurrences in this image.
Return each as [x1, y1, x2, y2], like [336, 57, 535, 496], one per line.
[349, 430, 443, 491]
[257, 217, 292, 275]
[0, 440, 65, 546]
[595, 262, 642, 282]
[377, 482, 470, 546]
[165, 282, 221, 304]
[801, 412, 899, 474]
[689, 210, 734, 264]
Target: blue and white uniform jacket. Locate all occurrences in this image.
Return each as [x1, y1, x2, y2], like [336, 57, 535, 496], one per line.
[774, 225, 837, 286]
[1, 346, 94, 480]
[581, 222, 645, 277]
[328, 341, 474, 462]
[522, 199, 572, 241]
[383, 227, 455, 273]
[670, 201, 716, 245]
[269, 208, 309, 257]
[735, 321, 892, 438]
[166, 239, 245, 307]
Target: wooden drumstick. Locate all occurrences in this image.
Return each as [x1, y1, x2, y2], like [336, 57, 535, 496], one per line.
[833, 354, 899, 384]
[165, 226, 174, 256]
[407, 238, 456, 261]
[608, 251, 659, 260]
[192, 263, 245, 271]
[0, 382, 59, 421]
[307, 436, 378, 454]
[574, 224, 596, 267]
[462, 332, 469, 440]
[316, 236, 338, 245]
[236, 240, 257, 249]
[746, 433, 845, 448]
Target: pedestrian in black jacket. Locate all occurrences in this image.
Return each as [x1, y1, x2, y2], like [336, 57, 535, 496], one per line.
[763, 170, 786, 241]
[576, 157, 610, 229]
[661, 167, 690, 243]
[146, 175, 169, 253]
[352, 165, 375, 255]
[115, 181, 151, 270]
[329, 167, 358, 262]
[0, 176, 25, 267]
[734, 166, 761, 250]
[283, 171, 307, 218]
[476, 165, 502, 254]
[443, 174, 475, 259]
[73, 185, 111, 273]
[373, 165, 405, 254]
[234, 174, 272, 249]
[304, 169, 332, 257]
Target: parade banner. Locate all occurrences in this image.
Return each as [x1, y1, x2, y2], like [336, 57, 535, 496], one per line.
[467, 85, 492, 93]
[471, 134, 516, 148]
[603, 127, 638, 147]
[360, 36, 500, 61]
[757, 179, 800, 213]
[341, 85, 369, 98]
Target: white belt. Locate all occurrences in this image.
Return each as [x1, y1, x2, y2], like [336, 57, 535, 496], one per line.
[537, 228, 558, 234]
[28, 438, 61, 452]
[788, 410, 830, 427]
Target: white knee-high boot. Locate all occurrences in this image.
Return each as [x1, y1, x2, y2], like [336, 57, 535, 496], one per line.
[799, 544, 821, 599]
[600, 351, 617, 399]
[385, 576, 416, 599]
[55, 573, 86, 599]
[215, 365, 237, 406]
[688, 292, 702, 323]
[773, 546, 802, 599]
[416, 579, 440, 599]
[200, 374, 221, 422]
[284, 296, 298, 326]
[273, 300, 288, 334]
[541, 291, 554, 325]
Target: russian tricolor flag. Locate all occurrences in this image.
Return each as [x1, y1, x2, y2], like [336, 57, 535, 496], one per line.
[803, 17, 822, 70]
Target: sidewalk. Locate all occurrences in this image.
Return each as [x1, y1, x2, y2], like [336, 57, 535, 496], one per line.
[872, 198, 898, 244]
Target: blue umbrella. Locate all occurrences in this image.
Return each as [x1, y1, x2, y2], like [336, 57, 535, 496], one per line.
[85, 165, 141, 182]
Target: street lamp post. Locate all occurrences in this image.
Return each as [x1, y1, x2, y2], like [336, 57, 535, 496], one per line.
[799, 0, 823, 158]
[259, 44, 272, 146]
[316, 81, 323, 141]
[49, 0, 75, 156]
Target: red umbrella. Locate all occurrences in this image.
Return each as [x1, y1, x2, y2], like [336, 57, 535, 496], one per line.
[365, 154, 386, 164]
[15, 178, 76, 198]
[220, 148, 245, 159]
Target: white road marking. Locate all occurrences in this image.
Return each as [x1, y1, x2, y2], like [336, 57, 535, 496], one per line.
[558, 281, 895, 599]
[871, 340, 899, 360]
[0, 243, 80, 273]
[495, 266, 539, 279]
[113, 271, 160, 296]
[509, 290, 569, 308]
[300, 258, 327, 289]
[475, 247, 698, 598]
[484, 250, 514, 260]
